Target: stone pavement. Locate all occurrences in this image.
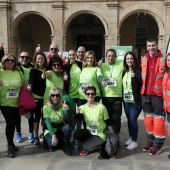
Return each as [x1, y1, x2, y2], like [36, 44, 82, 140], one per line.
[0, 110, 170, 170]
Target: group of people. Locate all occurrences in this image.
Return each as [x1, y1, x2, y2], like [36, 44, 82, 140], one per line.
[0, 37, 170, 160]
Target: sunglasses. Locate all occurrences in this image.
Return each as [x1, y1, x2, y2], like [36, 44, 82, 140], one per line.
[85, 93, 96, 96]
[50, 48, 58, 51]
[53, 63, 61, 67]
[6, 59, 15, 63]
[51, 94, 60, 98]
[20, 56, 30, 59]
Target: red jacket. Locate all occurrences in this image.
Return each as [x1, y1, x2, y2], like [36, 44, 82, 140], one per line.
[141, 51, 166, 96]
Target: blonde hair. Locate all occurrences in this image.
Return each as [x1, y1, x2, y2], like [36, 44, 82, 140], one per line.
[1, 53, 17, 70]
[47, 88, 62, 108]
[83, 50, 97, 67]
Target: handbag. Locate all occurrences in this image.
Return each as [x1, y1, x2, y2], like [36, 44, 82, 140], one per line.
[18, 82, 36, 115]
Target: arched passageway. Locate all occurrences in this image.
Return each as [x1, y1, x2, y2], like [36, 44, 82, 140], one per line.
[66, 14, 105, 60]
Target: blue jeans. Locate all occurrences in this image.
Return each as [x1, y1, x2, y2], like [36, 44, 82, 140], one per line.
[123, 102, 142, 141]
[45, 124, 71, 147]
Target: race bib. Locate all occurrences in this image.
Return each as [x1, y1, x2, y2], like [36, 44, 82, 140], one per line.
[105, 78, 117, 87]
[124, 92, 134, 101]
[87, 125, 98, 135]
[80, 83, 91, 92]
[6, 89, 19, 98]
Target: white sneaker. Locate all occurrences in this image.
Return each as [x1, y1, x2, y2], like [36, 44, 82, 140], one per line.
[125, 137, 132, 146]
[126, 141, 138, 150]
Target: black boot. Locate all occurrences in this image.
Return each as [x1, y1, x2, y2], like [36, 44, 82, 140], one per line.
[7, 147, 15, 158]
[64, 145, 72, 156]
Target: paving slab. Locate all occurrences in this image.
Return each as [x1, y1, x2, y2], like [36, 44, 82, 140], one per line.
[0, 110, 170, 170]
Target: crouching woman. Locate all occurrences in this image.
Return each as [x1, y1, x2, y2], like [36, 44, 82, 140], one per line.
[74, 86, 110, 159]
[43, 88, 72, 156]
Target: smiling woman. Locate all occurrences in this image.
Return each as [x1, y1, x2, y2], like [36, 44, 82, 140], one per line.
[79, 50, 104, 105]
[74, 86, 110, 159]
[28, 51, 47, 147]
[0, 53, 22, 158]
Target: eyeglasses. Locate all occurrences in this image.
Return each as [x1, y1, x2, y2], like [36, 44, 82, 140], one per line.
[6, 59, 15, 63]
[20, 56, 30, 59]
[50, 48, 58, 51]
[85, 93, 96, 96]
[53, 63, 61, 67]
[51, 94, 60, 98]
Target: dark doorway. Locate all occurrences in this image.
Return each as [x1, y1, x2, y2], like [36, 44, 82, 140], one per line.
[66, 14, 105, 58]
[77, 34, 103, 61]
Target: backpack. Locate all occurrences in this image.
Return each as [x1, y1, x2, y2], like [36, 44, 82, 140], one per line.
[104, 125, 119, 156]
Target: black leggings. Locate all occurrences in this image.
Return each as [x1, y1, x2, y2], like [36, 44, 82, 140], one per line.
[0, 106, 18, 147]
[33, 98, 43, 123]
[74, 129, 110, 159]
[16, 110, 34, 133]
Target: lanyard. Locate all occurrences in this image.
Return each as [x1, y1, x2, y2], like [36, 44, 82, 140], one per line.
[107, 64, 114, 78]
[123, 72, 131, 90]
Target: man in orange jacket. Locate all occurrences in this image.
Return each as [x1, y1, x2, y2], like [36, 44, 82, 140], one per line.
[141, 38, 166, 156]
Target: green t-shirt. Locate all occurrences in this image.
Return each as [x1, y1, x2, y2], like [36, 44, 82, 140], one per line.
[47, 70, 64, 91]
[43, 79, 54, 106]
[43, 105, 64, 135]
[80, 103, 109, 141]
[69, 63, 81, 98]
[43, 71, 64, 106]
[0, 69, 22, 107]
[101, 61, 123, 97]
[21, 66, 32, 86]
[122, 71, 134, 103]
[79, 67, 102, 99]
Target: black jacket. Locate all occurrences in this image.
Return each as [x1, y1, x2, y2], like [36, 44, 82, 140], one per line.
[122, 66, 142, 107]
[63, 60, 83, 94]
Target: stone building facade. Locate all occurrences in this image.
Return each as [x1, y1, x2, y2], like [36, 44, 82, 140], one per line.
[0, 0, 170, 59]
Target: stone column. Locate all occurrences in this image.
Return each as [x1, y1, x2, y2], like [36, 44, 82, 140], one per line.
[0, 1, 11, 52]
[51, 3, 65, 52]
[105, 1, 120, 51]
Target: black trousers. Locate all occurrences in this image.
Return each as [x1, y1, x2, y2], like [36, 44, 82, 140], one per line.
[0, 106, 18, 147]
[16, 110, 34, 133]
[74, 129, 110, 158]
[102, 97, 122, 134]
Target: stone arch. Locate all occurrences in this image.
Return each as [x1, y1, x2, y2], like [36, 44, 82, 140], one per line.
[11, 11, 54, 37]
[10, 11, 54, 56]
[63, 10, 108, 36]
[118, 5, 164, 37]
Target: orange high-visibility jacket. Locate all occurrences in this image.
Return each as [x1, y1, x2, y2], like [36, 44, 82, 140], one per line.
[162, 71, 170, 112]
[141, 53, 166, 96]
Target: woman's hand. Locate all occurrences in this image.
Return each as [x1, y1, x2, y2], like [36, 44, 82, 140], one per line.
[41, 69, 46, 79]
[98, 58, 103, 66]
[76, 104, 81, 114]
[51, 134, 58, 146]
[63, 101, 69, 110]
[27, 84, 32, 91]
[131, 70, 135, 77]
[63, 72, 68, 81]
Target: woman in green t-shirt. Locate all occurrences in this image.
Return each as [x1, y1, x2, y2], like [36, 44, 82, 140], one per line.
[79, 51, 105, 105]
[74, 86, 110, 159]
[122, 51, 142, 151]
[0, 53, 22, 158]
[43, 88, 72, 156]
[42, 55, 65, 106]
